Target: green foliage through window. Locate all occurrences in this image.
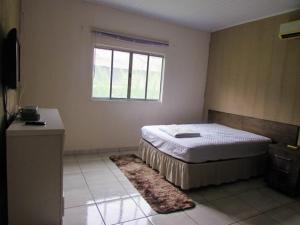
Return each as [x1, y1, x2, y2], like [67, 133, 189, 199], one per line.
[92, 48, 164, 101]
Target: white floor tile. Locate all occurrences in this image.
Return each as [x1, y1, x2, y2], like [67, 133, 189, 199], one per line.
[99, 152, 120, 158]
[200, 186, 231, 201]
[120, 181, 140, 196]
[89, 182, 129, 203]
[237, 189, 281, 212]
[149, 211, 197, 225]
[102, 157, 117, 162]
[63, 173, 87, 191]
[78, 159, 109, 172]
[132, 195, 157, 216]
[118, 179, 134, 186]
[76, 153, 104, 162]
[239, 214, 281, 225]
[287, 201, 300, 212]
[210, 196, 260, 221]
[258, 187, 294, 205]
[64, 186, 94, 208]
[64, 154, 295, 225]
[115, 172, 130, 182]
[185, 203, 234, 225]
[186, 190, 208, 204]
[63, 204, 105, 225]
[63, 161, 82, 174]
[265, 205, 300, 225]
[104, 159, 120, 170]
[118, 218, 153, 225]
[63, 155, 77, 163]
[111, 168, 127, 176]
[222, 178, 265, 195]
[97, 197, 145, 225]
[83, 170, 118, 186]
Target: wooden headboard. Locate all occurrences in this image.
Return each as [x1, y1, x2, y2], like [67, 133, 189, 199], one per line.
[208, 110, 299, 145]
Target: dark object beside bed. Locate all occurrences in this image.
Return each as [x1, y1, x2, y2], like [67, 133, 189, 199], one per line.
[267, 143, 300, 196]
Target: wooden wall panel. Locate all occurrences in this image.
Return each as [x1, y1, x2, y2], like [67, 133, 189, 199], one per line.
[208, 110, 299, 145]
[204, 10, 300, 126]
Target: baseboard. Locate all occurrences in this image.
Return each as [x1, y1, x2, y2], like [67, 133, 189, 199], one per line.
[63, 146, 138, 156]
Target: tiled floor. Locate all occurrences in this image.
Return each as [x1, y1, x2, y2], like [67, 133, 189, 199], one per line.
[63, 151, 300, 225]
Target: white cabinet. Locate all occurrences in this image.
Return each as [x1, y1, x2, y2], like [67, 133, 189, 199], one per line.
[6, 108, 64, 225]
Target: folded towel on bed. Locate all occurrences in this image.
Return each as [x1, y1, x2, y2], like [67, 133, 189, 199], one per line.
[159, 125, 201, 138]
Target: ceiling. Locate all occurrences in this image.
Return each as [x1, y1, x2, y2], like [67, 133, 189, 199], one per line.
[86, 0, 300, 31]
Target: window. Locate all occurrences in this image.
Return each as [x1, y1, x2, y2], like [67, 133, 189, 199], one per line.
[92, 47, 164, 101]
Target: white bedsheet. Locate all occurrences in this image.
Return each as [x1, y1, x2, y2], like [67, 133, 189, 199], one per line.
[141, 123, 271, 163]
[159, 125, 201, 138]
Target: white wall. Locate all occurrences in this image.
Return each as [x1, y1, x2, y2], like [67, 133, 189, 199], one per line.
[20, 0, 210, 152]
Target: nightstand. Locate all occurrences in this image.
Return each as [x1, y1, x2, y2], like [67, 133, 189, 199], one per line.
[266, 143, 300, 196]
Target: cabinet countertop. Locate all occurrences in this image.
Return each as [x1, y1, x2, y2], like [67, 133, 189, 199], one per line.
[7, 108, 65, 136]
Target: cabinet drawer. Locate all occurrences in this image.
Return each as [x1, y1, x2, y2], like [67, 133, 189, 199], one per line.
[271, 154, 292, 174]
[268, 144, 300, 196]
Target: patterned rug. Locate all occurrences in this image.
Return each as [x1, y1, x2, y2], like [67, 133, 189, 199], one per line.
[109, 154, 195, 214]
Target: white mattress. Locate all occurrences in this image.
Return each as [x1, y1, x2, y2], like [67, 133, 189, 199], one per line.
[141, 123, 271, 163]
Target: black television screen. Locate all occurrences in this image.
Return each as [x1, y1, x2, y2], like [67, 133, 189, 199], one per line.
[3, 28, 20, 89]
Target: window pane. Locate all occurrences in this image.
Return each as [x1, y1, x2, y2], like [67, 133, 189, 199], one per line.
[92, 48, 112, 98]
[131, 54, 147, 99]
[147, 56, 163, 100]
[111, 51, 130, 98]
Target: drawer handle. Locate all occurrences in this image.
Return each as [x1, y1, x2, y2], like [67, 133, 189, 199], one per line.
[274, 154, 292, 161]
[272, 167, 290, 174]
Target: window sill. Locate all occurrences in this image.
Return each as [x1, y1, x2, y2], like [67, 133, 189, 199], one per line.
[90, 97, 162, 103]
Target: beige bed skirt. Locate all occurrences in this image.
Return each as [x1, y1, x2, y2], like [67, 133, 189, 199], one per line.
[138, 139, 267, 190]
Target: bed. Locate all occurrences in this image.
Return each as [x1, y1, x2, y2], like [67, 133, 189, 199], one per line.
[138, 110, 299, 190]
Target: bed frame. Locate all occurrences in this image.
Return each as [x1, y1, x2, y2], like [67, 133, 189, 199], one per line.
[138, 110, 299, 190]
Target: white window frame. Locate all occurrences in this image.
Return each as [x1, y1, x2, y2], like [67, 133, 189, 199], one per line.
[91, 46, 165, 102]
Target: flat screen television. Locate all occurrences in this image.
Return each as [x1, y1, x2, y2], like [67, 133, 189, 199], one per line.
[3, 28, 20, 89]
